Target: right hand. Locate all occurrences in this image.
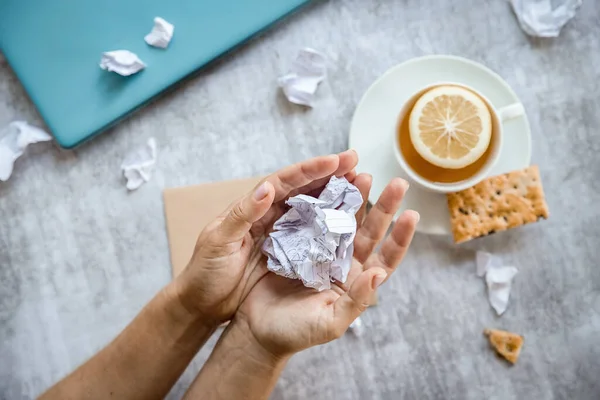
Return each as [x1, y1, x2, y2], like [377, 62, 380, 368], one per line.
[233, 176, 419, 357]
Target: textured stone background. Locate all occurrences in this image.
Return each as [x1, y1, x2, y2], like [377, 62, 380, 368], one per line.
[1, 0, 599, 399]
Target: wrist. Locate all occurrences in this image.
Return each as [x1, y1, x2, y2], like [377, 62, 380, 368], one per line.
[163, 280, 219, 331]
[227, 317, 292, 368]
[183, 312, 290, 400]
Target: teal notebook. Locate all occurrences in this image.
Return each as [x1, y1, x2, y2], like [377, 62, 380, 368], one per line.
[0, 0, 310, 148]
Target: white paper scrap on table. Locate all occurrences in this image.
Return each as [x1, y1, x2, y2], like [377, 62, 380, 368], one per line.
[278, 48, 327, 107]
[262, 176, 363, 291]
[476, 252, 518, 316]
[121, 138, 157, 190]
[509, 0, 582, 37]
[348, 317, 365, 337]
[144, 17, 174, 49]
[0, 121, 52, 182]
[476, 251, 493, 277]
[100, 50, 146, 76]
[486, 266, 518, 316]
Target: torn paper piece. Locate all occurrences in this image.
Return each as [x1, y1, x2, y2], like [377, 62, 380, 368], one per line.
[476, 251, 493, 277]
[278, 48, 326, 107]
[0, 121, 52, 182]
[100, 50, 146, 76]
[121, 138, 157, 190]
[485, 265, 518, 316]
[144, 17, 174, 49]
[509, 0, 581, 37]
[262, 176, 363, 291]
[348, 317, 365, 337]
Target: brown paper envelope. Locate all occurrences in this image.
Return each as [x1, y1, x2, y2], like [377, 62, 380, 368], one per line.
[163, 176, 264, 278]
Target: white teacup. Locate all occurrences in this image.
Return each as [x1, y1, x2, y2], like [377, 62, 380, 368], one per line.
[393, 82, 525, 193]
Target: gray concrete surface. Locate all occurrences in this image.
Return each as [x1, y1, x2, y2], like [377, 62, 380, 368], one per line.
[1, 0, 599, 399]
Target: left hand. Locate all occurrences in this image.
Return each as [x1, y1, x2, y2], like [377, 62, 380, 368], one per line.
[173, 151, 359, 325]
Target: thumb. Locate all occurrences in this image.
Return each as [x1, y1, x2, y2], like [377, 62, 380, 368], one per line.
[217, 181, 275, 242]
[333, 267, 387, 330]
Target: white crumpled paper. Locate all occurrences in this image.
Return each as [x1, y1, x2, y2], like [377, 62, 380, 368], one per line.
[262, 176, 363, 291]
[476, 251, 518, 316]
[476, 251, 493, 278]
[100, 50, 146, 76]
[0, 121, 52, 182]
[121, 138, 157, 190]
[144, 17, 174, 49]
[348, 317, 365, 337]
[278, 48, 327, 107]
[509, 0, 582, 37]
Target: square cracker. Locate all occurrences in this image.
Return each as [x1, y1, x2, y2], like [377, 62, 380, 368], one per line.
[446, 165, 549, 243]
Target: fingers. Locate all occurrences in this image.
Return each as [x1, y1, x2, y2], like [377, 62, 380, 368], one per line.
[268, 155, 340, 202]
[337, 149, 358, 176]
[333, 267, 387, 331]
[363, 210, 419, 278]
[350, 173, 372, 230]
[217, 181, 276, 242]
[344, 169, 357, 183]
[353, 178, 409, 264]
[287, 149, 358, 199]
[252, 150, 358, 236]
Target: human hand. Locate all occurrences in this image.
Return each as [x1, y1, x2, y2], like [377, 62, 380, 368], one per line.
[173, 151, 360, 325]
[233, 175, 418, 357]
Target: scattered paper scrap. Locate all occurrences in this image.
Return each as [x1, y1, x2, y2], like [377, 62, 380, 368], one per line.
[348, 317, 365, 337]
[121, 138, 157, 190]
[476, 251, 493, 277]
[262, 176, 363, 291]
[486, 266, 518, 315]
[509, 0, 581, 37]
[484, 328, 524, 364]
[278, 48, 327, 107]
[476, 251, 518, 316]
[144, 17, 174, 49]
[100, 50, 146, 76]
[0, 121, 52, 182]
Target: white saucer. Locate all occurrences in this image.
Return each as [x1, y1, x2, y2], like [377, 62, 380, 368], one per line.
[349, 55, 532, 235]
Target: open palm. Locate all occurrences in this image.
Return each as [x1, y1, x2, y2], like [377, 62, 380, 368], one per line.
[236, 177, 419, 356]
[174, 151, 362, 324]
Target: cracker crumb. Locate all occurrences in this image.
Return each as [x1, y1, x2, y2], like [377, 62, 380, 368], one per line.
[484, 328, 524, 364]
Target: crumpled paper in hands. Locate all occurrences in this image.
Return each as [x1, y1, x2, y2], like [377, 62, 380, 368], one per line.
[278, 48, 327, 107]
[0, 121, 52, 182]
[509, 0, 582, 37]
[477, 251, 518, 315]
[262, 176, 363, 291]
[100, 50, 146, 76]
[145, 17, 174, 49]
[121, 138, 157, 190]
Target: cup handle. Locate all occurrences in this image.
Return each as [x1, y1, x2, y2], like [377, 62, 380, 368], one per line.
[497, 103, 525, 122]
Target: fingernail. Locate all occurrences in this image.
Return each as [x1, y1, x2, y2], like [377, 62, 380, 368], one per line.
[372, 273, 387, 289]
[253, 182, 269, 201]
[409, 210, 420, 223]
[392, 177, 409, 191]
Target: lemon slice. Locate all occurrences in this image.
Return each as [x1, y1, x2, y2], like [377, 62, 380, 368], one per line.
[408, 86, 492, 169]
